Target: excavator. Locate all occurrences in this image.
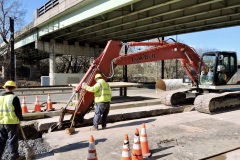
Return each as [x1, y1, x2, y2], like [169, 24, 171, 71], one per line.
[49, 39, 240, 131]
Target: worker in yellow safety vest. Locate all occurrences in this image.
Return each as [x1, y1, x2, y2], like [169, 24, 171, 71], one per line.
[0, 81, 24, 160]
[82, 73, 112, 131]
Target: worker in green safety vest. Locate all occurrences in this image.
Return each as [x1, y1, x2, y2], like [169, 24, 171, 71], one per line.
[82, 73, 112, 131]
[0, 80, 24, 160]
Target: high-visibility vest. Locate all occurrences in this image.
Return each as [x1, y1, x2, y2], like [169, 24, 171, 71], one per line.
[0, 94, 19, 124]
[86, 79, 112, 103]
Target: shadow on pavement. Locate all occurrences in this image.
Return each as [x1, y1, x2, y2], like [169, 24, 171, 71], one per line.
[35, 151, 54, 159]
[53, 138, 107, 153]
[157, 146, 175, 152]
[111, 96, 156, 104]
[141, 144, 174, 159]
[107, 118, 156, 129]
[147, 153, 172, 159]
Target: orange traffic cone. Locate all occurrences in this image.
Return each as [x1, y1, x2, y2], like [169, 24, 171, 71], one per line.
[34, 95, 41, 112]
[87, 135, 98, 160]
[46, 94, 54, 111]
[21, 96, 28, 114]
[140, 123, 152, 157]
[121, 134, 132, 160]
[132, 128, 143, 160]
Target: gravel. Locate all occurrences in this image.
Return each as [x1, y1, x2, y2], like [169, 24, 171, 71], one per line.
[2, 138, 51, 160]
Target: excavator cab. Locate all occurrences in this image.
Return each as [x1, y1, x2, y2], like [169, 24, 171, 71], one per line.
[199, 51, 238, 88]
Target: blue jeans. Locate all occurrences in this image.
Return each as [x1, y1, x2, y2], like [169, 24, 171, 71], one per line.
[93, 102, 110, 129]
[0, 124, 19, 160]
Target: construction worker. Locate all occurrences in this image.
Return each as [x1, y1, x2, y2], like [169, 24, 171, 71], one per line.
[82, 73, 112, 131]
[0, 80, 24, 160]
[207, 67, 214, 83]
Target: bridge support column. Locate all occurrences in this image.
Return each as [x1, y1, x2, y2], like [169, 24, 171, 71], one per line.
[49, 53, 56, 85]
[49, 39, 56, 85]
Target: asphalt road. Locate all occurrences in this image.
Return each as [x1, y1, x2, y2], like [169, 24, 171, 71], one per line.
[17, 87, 156, 110]
[19, 87, 155, 101]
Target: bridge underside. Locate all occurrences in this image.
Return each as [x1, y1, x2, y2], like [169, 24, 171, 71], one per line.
[13, 0, 240, 61]
[39, 0, 240, 46]
[15, 44, 49, 62]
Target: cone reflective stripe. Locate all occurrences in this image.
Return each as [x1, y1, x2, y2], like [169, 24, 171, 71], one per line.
[46, 94, 54, 111]
[87, 135, 98, 160]
[34, 95, 41, 112]
[132, 128, 143, 160]
[121, 134, 132, 160]
[140, 123, 151, 157]
[21, 96, 28, 113]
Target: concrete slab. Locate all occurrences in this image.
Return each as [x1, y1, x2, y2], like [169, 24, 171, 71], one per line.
[37, 109, 240, 160]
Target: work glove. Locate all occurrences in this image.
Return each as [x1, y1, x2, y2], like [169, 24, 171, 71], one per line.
[82, 82, 87, 89]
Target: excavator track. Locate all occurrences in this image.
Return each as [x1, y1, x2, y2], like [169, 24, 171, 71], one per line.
[160, 88, 191, 106]
[161, 89, 240, 114]
[194, 91, 240, 114]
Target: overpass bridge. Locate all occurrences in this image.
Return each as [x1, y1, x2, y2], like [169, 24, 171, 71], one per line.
[0, 0, 240, 84]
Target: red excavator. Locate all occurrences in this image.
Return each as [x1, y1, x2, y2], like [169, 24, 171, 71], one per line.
[50, 39, 240, 131]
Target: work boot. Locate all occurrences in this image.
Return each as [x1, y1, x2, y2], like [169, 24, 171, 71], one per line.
[102, 126, 106, 130]
[90, 126, 98, 131]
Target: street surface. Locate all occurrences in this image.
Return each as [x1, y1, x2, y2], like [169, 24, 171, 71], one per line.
[18, 87, 156, 110]
[37, 105, 240, 159]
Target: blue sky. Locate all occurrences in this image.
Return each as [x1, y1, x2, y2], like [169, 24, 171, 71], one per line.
[168, 27, 240, 58]
[22, 0, 49, 23]
[22, 1, 240, 58]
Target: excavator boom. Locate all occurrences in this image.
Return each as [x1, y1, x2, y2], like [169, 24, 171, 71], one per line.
[114, 41, 200, 84]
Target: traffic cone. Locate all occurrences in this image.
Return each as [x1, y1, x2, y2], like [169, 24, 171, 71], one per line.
[87, 135, 98, 160]
[132, 128, 143, 160]
[46, 94, 54, 111]
[34, 95, 41, 112]
[140, 123, 151, 157]
[21, 96, 28, 114]
[121, 134, 132, 160]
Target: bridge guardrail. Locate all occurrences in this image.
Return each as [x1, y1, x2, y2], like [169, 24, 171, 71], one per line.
[38, 0, 59, 17]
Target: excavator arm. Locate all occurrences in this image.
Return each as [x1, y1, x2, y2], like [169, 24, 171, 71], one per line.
[51, 40, 200, 131]
[113, 41, 200, 84]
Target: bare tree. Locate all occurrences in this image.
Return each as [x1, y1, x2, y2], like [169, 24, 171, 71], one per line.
[0, 0, 26, 45]
[55, 55, 91, 73]
[0, 0, 26, 81]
